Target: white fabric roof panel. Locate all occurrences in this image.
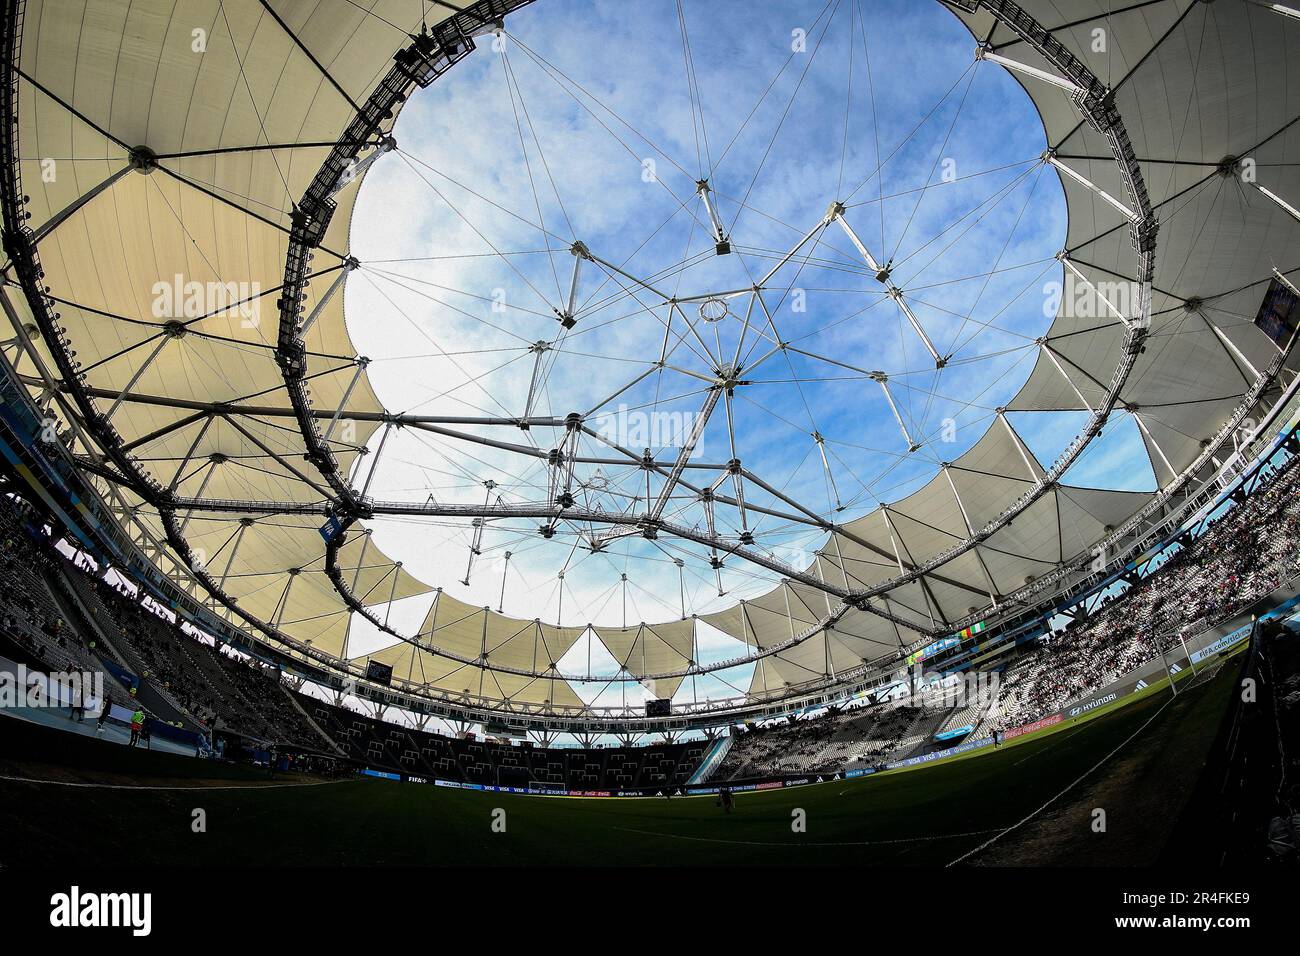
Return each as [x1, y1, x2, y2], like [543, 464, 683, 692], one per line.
[592, 619, 697, 676]
[364, 637, 587, 709]
[173, 511, 424, 655]
[10, 0, 417, 667]
[976, 484, 1150, 576]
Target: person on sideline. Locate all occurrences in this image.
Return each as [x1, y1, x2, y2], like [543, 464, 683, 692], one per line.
[129, 707, 145, 747]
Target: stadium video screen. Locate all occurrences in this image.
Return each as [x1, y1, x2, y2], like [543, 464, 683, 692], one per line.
[365, 660, 394, 687]
[645, 699, 672, 717]
[1254, 277, 1300, 349]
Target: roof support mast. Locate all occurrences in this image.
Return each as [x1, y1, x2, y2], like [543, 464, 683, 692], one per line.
[554, 241, 589, 329]
[324, 356, 370, 443]
[273, 568, 299, 630]
[1044, 151, 1139, 222]
[1132, 410, 1177, 478]
[813, 432, 843, 510]
[350, 529, 372, 592]
[329, 135, 396, 199]
[696, 180, 730, 255]
[542, 414, 583, 537]
[1244, 0, 1300, 20]
[648, 385, 721, 525]
[359, 421, 392, 499]
[104, 327, 182, 423]
[998, 410, 1042, 486]
[1039, 342, 1095, 414]
[29, 161, 138, 246]
[300, 258, 359, 337]
[700, 489, 725, 596]
[497, 551, 512, 613]
[218, 518, 253, 591]
[829, 202, 944, 366]
[1059, 254, 1137, 330]
[1187, 301, 1261, 381]
[177, 455, 223, 536]
[871, 371, 919, 452]
[974, 45, 1083, 95]
[521, 340, 551, 424]
[167, 414, 214, 492]
[460, 479, 496, 586]
[942, 464, 999, 604]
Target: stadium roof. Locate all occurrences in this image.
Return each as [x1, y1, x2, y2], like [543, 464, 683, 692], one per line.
[3, 0, 1298, 720]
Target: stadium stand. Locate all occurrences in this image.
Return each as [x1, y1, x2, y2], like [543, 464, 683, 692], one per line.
[1, 492, 331, 750]
[84, 588, 324, 747]
[987, 455, 1300, 733]
[0, 497, 103, 678]
[715, 702, 950, 779]
[4, 488, 713, 788]
[711, 454, 1300, 782]
[6, 442, 1299, 791]
[297, 690, 708, 790]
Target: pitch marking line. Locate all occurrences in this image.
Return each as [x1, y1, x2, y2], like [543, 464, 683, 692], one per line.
[612, 825, 1004, 848]
[945, 695, 1177, 866]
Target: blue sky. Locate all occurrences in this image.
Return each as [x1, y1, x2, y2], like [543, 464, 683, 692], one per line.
[340, 0, 1149, 702]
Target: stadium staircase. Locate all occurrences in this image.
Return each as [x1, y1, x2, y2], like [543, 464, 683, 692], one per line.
[968, 680, 1002, 740]
[935, 698, 983, 738]
[282, 687, 347, 757]
[889, 707, 949, 761]
[687, 735, 732, 784]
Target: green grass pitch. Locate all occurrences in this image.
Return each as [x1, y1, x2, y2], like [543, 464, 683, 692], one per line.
[0, 656, 1238, 867]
